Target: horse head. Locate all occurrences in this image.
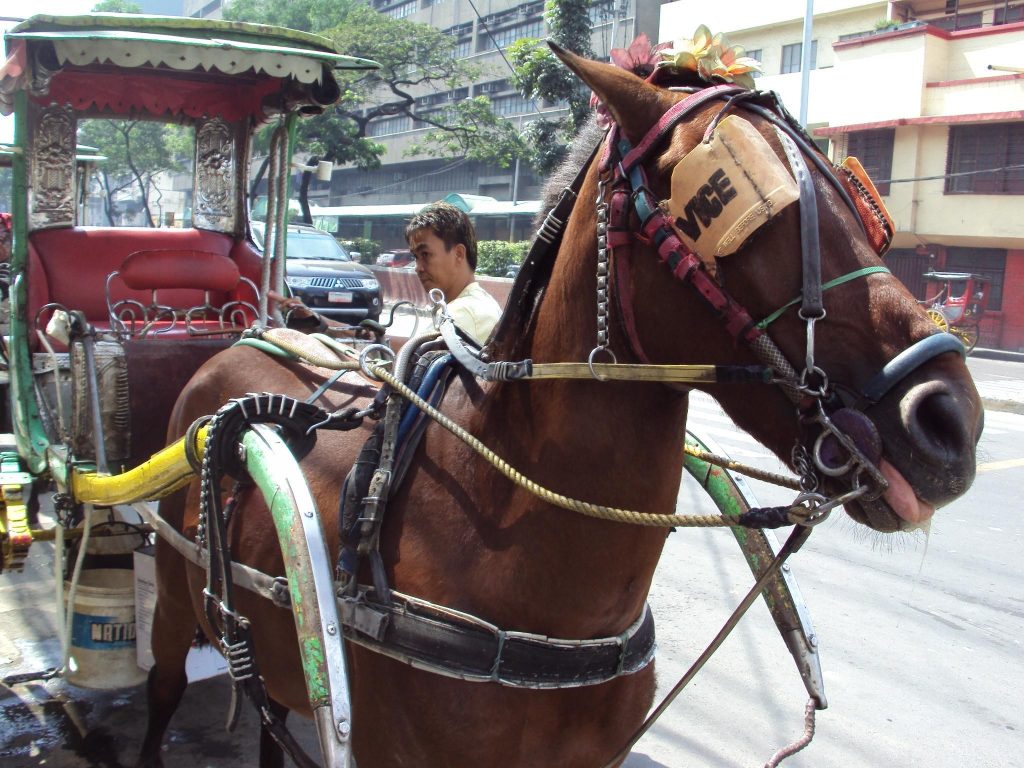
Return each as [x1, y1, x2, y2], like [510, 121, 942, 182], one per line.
[540, 46, 983, 533]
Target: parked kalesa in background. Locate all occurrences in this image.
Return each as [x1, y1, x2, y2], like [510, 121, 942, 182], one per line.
[0, 13, 982, 768]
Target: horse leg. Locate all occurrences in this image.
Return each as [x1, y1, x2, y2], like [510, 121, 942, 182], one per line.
[136, 532, 199, 767]
[135, 602, 196, 766]
[258, 698, 288, 768]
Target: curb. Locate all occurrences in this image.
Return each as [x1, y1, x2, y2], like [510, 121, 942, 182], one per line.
[981, 397, 1024, 416]
[970, 347, 1024, 363]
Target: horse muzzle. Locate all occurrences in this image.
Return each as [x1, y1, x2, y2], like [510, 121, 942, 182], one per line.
[846, 375, 982, 532]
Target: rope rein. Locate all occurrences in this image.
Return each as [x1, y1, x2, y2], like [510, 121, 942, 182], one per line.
[246, 327, 814, 530]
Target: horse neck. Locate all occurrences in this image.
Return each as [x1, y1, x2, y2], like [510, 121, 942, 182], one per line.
[491, 184, 692, 604]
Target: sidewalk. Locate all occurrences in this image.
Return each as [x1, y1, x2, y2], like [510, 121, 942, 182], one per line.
[967, 350, 1024, 415]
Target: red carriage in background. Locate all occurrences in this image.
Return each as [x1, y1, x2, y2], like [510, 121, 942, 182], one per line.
[923, 270, 991, 352]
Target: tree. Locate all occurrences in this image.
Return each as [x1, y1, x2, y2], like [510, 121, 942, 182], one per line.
[77, 120, 191, 226]
[509, 0, 595, 175]
[91, 0, 143, 11]
[225, 0, 524, 170]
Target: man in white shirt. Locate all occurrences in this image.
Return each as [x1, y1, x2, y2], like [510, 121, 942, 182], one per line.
[273, 203, 502, 346]
[405, 202, 502, 346]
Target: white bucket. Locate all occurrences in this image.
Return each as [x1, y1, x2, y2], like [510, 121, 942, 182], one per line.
[65, 568, 147, 689]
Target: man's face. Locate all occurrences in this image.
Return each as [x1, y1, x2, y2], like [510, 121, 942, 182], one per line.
[408, 228, 467, 302]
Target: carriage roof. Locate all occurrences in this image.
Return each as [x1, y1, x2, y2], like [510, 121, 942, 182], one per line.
[1, 13, 378, 120]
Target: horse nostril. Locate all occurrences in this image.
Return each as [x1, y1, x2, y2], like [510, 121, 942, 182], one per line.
[900, 381, 971, 464]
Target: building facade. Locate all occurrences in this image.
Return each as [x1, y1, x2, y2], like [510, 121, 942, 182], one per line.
[319, 0, 663, 221]
[661, 0, 1024, 351]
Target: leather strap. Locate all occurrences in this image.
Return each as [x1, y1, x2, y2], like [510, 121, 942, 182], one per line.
[613, 84, 744, 174]
[775, 128, 823, 319]
[341, 592, 656, 689]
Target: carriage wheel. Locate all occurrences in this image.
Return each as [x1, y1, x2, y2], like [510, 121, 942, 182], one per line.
[926, 308, 948, 333]
[951, 324, 979, 353]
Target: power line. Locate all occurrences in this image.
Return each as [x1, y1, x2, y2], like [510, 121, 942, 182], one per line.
[879, 163, 1024, 184]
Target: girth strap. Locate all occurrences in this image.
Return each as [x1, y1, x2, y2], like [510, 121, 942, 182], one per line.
[340, 592, 656, 689]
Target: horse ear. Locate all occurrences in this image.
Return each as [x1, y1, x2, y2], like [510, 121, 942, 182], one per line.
[548, 42, 675, 146]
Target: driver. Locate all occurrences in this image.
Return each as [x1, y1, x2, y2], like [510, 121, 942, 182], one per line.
[273, 202, 502, 346]
[405, 202, 502, 346]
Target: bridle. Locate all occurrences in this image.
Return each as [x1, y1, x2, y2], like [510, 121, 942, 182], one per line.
[590, 83, 965, 524]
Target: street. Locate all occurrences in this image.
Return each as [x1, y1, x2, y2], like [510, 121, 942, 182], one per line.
[2, 356, 1022, 767]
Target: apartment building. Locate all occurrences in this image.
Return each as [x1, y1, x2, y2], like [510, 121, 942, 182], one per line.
[661, 0, 1024, 350]
[322, 0, 663, 217]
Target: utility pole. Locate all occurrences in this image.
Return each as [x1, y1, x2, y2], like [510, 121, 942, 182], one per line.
[799, 0, 814, 127]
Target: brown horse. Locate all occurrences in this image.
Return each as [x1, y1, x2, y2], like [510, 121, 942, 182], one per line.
[139, 48, 983, 767]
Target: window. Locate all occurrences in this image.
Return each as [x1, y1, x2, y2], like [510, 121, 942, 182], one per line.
[746, 49, 762, 78]
[77, 119, 195, 227]
[367, 115, 413, 137]
[781, 41, 817, 74]
[945, 123, 1024, 195]
[491, 94, 533, 116]
[589, 0, 615, 24]
[944, 248, 1005, 310]
[927, 11, 983, 30]
[479, 19, 544, 51]
[846, 129, 895, 195]
[995, 4, 1024, 24]
[444, 21, 474, 58]
[382, 0, 417, 19]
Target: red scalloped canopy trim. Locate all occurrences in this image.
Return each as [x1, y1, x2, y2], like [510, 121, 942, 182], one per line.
[36, 69, 280, 121]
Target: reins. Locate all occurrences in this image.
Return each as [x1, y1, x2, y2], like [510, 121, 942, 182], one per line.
[248, 326, 824, 530]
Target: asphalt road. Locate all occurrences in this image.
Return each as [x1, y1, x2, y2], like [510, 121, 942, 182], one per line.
[1, 357, 1021, 767]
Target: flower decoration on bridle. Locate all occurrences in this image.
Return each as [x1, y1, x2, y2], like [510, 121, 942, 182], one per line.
[590, 26, 763, 126]
[658, 25, 763, 89]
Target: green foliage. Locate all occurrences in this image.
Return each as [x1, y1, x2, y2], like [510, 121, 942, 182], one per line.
[519, 119, 574, 177]
[223, 0, 359, 34]
[476, 240, 529, 277]
[407, 98, 526, 169]
[91, 0, 142, 11]
[509, 0, 595, 175]
[873, 18, 900, 31]
[225, 0, 516, 170]
[77, 120, 192, 226]
[345, 237, 380, 264]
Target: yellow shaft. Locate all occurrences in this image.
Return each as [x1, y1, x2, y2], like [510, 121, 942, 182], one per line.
[70, 427, 207, 506]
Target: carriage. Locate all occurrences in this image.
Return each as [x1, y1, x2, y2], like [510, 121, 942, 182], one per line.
[0, 14, 982, 768]
[922, 270, 991, 352]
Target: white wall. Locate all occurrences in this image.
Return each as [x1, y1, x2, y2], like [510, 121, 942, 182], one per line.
[659, 0, 886, 38]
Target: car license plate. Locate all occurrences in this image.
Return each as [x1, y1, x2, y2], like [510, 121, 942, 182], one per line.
[328, 291, 353, 303]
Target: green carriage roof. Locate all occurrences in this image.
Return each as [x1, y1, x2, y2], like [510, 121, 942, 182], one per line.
[1, 13, 378, 119]
[6, 13, 378, 72]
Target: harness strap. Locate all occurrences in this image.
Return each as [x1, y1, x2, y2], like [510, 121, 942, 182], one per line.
[340, 592, 656, 689]
[613, 84, 744, 173]
[130, 502, 289, 608]
[602, 525, 816, 768]
[775, 128, 823, 319]
[742, 100, 865, 235]
[756, 267, 892, 329]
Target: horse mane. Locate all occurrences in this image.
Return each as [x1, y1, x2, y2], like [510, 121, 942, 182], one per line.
[489, 116, 607, 360]
[535, 115, 606, 228]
